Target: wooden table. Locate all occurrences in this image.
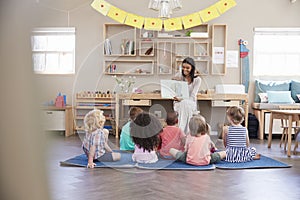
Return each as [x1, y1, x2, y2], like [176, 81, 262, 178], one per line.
[115, 93, 248, 138]
[268, 109, 300, 157]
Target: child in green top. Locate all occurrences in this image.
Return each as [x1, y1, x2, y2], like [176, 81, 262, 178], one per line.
[119, 107, 143, 151]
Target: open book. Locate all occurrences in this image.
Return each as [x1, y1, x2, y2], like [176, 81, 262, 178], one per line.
[160, 80, 189, 99]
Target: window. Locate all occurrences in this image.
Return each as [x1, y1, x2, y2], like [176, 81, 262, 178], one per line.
[31, 27, 75, 74]
[253, 27, 300, 76]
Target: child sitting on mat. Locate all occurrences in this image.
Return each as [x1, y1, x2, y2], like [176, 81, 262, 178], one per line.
[120, 107, 143, 151]
[130, 112, 163, 163]
[159, 111, 185, 159]
[222, 106, 260, 163]
[82, 109, 121, 168]
[169, 115, 226, 166]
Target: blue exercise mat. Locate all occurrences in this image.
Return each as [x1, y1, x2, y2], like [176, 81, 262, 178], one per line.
[61, 152, 290, 170]
[60, 151, 136, 168]
[60, 151, 214, 170]
[137, 159, 215, 170]
[215, 155, 291, 169]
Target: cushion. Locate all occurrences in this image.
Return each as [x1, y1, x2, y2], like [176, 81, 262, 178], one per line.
[267, 91, 294, 104]
[258, 93, 268, 103]
[254, 80, 291, 102]
[290, 80, 300, 103]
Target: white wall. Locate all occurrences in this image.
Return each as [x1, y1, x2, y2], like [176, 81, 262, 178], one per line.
[32, 0, 300, 107]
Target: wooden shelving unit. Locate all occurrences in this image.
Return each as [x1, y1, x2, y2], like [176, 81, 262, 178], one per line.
[194, 42, 209, 57]
[74, 92, 117, 136]
[104, 59, 154, 75]
[175, 58, 209, 76]
[211, 24, 227, 75]
[103, 23, 227, 76]
[103, 24, 136, 56]
[175, 42, 190, 57]
[157, 41, 173, 75]
[139, 40, 155, 57]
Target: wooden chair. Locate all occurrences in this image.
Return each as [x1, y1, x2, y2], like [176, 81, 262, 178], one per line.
[293, 129, 299, 154]
[279, 119, 300, 154]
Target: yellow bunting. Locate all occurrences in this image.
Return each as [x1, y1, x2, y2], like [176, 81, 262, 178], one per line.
[216, 0, 237, 14]
[163, 17, 183, 31]
[199, 5, 220, 22]
[144, 18, 163, 31]
[90, 0, 111, 16]
[124, 13, 144, 29]
[181, 13, 202, 29]
[107, 6, 127, 24]
[91, 0, 238, 30]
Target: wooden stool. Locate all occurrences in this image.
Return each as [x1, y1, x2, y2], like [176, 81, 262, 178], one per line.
[294, 129, 299, 154]
[279, 119, 300, 153]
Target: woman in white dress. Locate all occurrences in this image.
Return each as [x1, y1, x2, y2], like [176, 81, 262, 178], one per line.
[173, 57, 201, 134]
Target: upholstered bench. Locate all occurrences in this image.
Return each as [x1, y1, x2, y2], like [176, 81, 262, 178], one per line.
[252, 80, 300, 140]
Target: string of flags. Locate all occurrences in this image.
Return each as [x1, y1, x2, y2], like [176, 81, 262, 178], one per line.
[91, 0, 236, 31]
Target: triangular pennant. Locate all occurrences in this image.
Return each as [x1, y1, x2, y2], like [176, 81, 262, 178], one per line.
[181, 13, 202, 29]
[144, 18, 163, 31]
[107, 6, 127, 24]
[90, 0, 111, 16]
[216, 0, 237, 14]
[124, 13, 144, 29]
[163, 17, 183, 31]
[199, 5, 220, 23]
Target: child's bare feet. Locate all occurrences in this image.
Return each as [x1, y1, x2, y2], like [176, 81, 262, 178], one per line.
[253, 154, 261, 160]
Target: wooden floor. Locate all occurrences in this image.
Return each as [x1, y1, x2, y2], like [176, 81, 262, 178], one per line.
[46, 132, 300, 200]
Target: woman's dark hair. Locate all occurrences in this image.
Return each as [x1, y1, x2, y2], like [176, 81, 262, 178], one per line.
[182, 57, 196, 82]
[130, 112, 162, 152]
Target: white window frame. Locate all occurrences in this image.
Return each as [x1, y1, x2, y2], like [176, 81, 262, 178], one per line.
[31, 27, 76, 74]
[253, 27, 300, 76]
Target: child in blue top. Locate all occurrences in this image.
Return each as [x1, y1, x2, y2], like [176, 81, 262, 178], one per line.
[119, 107, 143, 151]
[223, 106, 260, 163]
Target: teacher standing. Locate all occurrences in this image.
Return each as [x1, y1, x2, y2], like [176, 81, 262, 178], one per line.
[173, 57, 201, 134]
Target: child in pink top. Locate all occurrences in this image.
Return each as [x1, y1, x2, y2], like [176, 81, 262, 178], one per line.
[159, 111, 185, 159]
[170, 115, 226, 166]
[131, 112, 163, 163]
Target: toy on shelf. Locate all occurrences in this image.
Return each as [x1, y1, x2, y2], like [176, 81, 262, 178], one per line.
[55, 92, 66, 107]
[76, 91, 114, 98]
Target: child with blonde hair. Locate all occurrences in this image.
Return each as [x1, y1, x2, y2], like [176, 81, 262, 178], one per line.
[130, 112, 163, 163]
[170, 115, 226, 166]
[82, 109, 121, 168]
[223, 106, 260, 163]
[159, 111, 185, 159]
[120, 107, 143, 151]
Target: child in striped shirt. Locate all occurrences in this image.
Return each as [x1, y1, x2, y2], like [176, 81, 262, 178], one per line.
[223, 106, 260, 163]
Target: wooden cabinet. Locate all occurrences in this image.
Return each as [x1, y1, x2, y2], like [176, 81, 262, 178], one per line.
[103, 23, 227, 76]
[74, 92, 116, 136]
[41, 106, 73, 137]
[211, 24, 227, 75]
